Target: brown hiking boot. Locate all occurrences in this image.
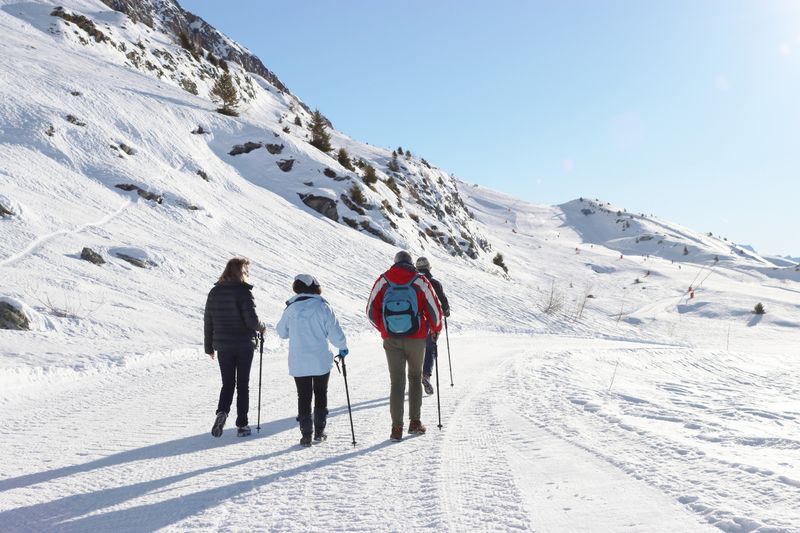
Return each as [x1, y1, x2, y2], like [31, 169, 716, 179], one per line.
[408, 420, 426, 435]
[390, 426, 403, 442]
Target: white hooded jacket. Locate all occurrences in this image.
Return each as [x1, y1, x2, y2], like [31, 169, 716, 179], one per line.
[276, 294, 348, 377]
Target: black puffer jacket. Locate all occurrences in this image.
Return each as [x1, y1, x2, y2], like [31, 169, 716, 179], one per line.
[419, 269, 450, 317]
[204, 281, 264, 354]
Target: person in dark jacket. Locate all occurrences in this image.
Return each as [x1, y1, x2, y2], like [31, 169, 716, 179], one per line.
[415, 257, 450, 395]
[204, 257, 265, 438]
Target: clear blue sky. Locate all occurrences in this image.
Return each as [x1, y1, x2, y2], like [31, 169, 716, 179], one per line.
[181, 0, 799, 257]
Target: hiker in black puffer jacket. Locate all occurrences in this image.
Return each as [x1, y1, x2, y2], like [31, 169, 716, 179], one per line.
[415, 257, 450, 396]
[204, 257, 265, 438]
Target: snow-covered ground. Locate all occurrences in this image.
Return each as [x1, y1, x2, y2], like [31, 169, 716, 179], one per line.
[1, 1, 799, 531]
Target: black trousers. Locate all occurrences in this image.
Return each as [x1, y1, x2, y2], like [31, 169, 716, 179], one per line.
[217, 347, 254, 428]
[293, 372, 330, 434]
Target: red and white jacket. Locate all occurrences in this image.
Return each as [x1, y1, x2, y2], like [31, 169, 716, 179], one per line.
[366, 262, 443, 340]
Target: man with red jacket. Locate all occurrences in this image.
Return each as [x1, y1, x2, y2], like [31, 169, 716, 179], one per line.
[367, 250, 443, 441]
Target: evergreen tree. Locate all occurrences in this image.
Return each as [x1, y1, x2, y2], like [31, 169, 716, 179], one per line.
[310, 109, 332, 152]
[363, 164, 378, 185]
[337, 148, 355, 171]
[211, 72, 239, 116]
[294, 115, 302, 127]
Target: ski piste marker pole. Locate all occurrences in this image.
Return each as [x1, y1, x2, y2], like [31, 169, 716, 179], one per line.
[444, 317, 453, 387]
[256, 332, 264, 433]
[334, 354, 357, 447]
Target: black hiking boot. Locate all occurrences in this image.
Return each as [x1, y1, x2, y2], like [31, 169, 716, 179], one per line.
[211, 411, 227, 438]
[422, 374, 434, 395]
[237, 426, 251, 437]
[300, 432, 313, 447]
[313, 428, 327, 443]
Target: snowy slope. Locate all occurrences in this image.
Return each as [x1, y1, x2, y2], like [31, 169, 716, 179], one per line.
[1, 1, 799, 532]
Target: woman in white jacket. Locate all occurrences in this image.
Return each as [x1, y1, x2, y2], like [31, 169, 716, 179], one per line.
[277, 274, 348, 446]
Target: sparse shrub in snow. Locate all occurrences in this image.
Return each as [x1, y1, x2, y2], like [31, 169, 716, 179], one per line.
[45, 125, 55, 137]
[0, 301, 29, 330]
[0, 203, 14, 217]
[211, 72, 239, 116]
[342, 217, 359, 228]
[381, 199, 395, 215]
[324, 168, 337, 178]
[197, 169, 209, 181]
[421, 158, 431, 169]
[180, 78, 198, 95]
[282, 126, 290, 133]
[683, 245, 689, 256]
[219, 59, 229, 72]
[362, 165, 378, 185]
[753, 303, 766, 315]
[337, 148, 355, 171]
[349, 185, 368, 208]
[265, 143, 284, 154]
[539, 280, 565, 315]
[384, 176, 401, 196]
[309, 109, 332, 153]
[397, 146, 404, 155]
[207, 51, 219, 66]
[408, 212, 419, 223]
[387, 152, 400, 172]
[178, 30, 199, 60]
[294, 115, 302, 126]
[493, 252, 508, 273]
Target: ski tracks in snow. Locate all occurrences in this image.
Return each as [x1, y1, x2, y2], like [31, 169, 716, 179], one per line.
[0, 199, 131, 268]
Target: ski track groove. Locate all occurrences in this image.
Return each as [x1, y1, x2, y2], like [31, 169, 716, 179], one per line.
[504, 352, 800, 533]
[439, 347, 533, 532]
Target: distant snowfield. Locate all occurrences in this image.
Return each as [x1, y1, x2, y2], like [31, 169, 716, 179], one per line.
[1, 0, 799, 531]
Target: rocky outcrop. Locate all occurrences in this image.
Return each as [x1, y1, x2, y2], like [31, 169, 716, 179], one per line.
[0, 302, 29, 330]
[229, 142, 262, 156]
[299, 194, 338, 222]
[81, 247, 105, 265]
[115, 184, 163, 204]
[277, 159, 295, 172]
[265, 143, 284, 155]
[116, 253, 154, 268]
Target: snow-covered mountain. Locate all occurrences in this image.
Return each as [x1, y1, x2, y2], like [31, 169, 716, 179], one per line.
[1, 0, 488, 261]
[2, 2, 800, 531]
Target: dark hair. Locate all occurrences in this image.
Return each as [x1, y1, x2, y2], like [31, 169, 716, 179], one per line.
[218, 257, 250, 283]
[292, 280, 321, 295]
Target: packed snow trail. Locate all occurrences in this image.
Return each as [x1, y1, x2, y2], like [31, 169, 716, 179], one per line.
[0, 334, 735, 532]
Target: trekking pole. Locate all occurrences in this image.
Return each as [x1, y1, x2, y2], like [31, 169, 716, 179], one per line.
[334, 355, 357, 447]
[435, 343, 443, 430]
[256, 332, 264, 433]
[444, 317, 454, 387]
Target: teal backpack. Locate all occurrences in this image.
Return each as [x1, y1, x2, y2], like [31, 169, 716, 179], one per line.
[381, 275, 421, 336]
